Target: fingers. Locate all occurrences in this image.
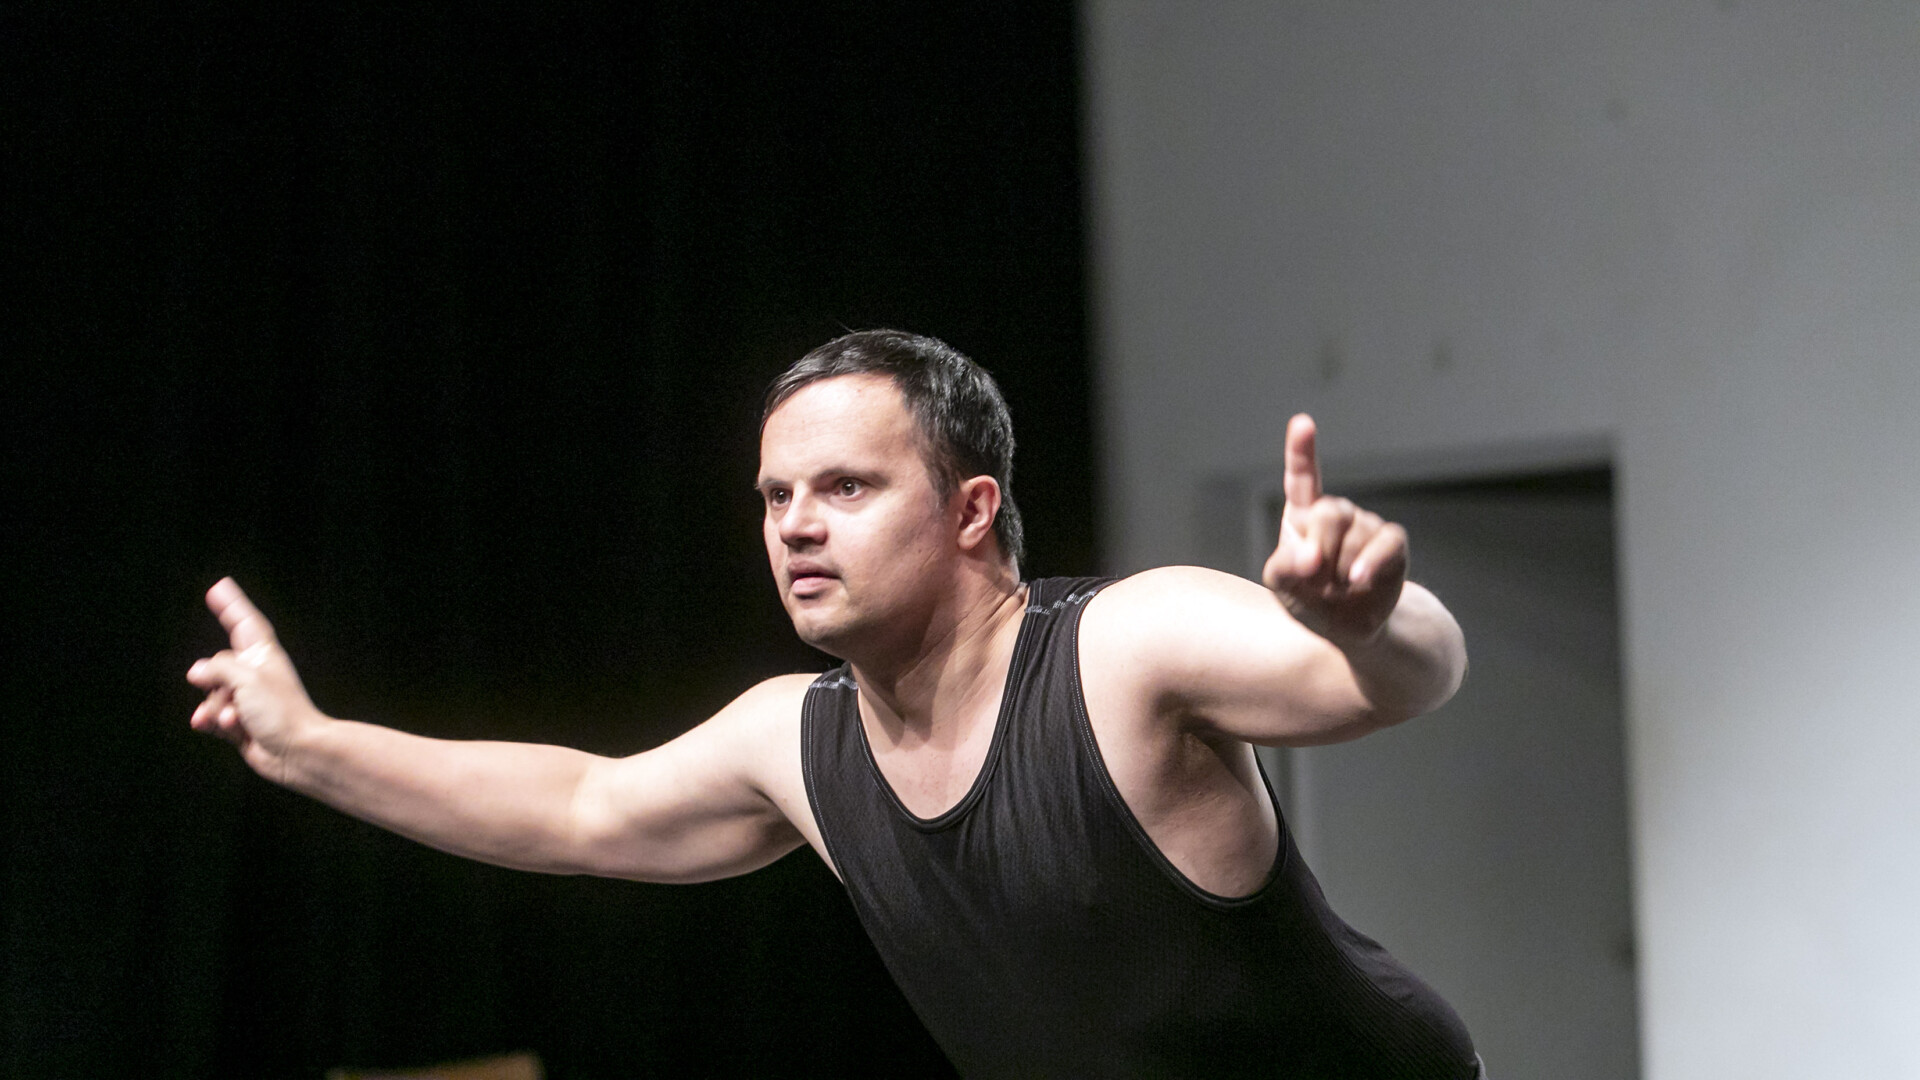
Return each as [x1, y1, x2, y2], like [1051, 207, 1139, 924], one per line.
[1270, 501, 1405, 590]
[187, 660, 245, 742]
[190, 687, 242, 739]
[1268, 498, 1347, 585]
[186, 650, 244, 690]
[207, 577, 277, 651]
[186, 651, 261, 745]
[190, 685, 230, 727]
[1309, 498, 1357, 575]
[1344, 519, 1406, 589]
[187, 647, 244, 701]
[1283, 414, 1321, 512]
[1264, 531, 1316, 586]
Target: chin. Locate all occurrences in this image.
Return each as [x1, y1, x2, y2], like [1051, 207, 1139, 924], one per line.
[788, 612, 855, 659]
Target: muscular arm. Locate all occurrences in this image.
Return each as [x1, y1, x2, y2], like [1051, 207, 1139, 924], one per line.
[187, 579, 807, 883]
[280, 682, 805, 882]
[1084, 566, 1463, 746]
[1082, 415, 1465, 746]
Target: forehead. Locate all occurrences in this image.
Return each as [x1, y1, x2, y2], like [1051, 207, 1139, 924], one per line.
[759, 373, 920, 470]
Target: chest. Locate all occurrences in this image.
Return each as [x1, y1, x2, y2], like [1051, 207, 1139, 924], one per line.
[861, 705, 1001, 821]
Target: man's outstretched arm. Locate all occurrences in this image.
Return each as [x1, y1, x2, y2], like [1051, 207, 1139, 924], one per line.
[1082, 414, 1466, 746]
[187, 578, 807, 883]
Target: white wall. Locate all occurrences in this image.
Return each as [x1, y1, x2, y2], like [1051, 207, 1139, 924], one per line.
[1083, 3, 1920, 1077]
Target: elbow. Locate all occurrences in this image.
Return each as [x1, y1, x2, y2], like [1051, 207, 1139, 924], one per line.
[1396, 588, 1468, 720]
[1425, 630, 1468, 716]
[1355, 629, 1466, 731]
[1407, 628, 1468, 722]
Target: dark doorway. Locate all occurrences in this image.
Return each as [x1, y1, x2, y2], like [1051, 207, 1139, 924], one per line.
[1260, 468, 1642, 1079]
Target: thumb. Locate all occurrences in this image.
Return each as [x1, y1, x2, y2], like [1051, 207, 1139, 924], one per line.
[207, 577, 277, 651]
[1265, 529, 1321, 587]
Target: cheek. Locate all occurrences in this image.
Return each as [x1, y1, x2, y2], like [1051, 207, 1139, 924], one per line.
[871, 512, 944, 568]
[762, 517, 784, 567]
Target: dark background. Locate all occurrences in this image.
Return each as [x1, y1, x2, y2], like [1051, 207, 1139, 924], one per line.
[5, 6, 1096, 1076]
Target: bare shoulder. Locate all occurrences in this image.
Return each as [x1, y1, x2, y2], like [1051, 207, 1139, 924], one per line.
[695, 671, 830, 860]
[1080, 566, 1352, 741]
[700, 672, 814, 785]
[1081, 566, 1286, 666]
[1087, 564, 1268, 620]
[1081, 567, 1265, 709]
[713, 672, 816, 730]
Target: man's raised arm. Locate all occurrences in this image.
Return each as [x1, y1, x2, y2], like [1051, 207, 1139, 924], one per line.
[1082, 414, 1466, 747]
[186, 578, 807, 884]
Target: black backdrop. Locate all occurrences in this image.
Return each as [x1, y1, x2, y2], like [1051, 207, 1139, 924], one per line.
[5, 6, 1095, 1076]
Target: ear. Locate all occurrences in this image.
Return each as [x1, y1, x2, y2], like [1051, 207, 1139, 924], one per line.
[953, 475, 1003, 554]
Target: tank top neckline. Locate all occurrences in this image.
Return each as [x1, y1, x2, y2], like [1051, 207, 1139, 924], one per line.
[845, 582, 1039, 832]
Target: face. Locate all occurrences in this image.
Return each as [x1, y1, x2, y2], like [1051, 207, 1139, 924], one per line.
[757, 374, 956, 658]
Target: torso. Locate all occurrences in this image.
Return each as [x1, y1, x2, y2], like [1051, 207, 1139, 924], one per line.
[1077, 583, 1282, 897]
[854, 591, 1025, 822]
[861, 704, 1004, 821]
[757, 579, 1280, 898]
[790, 577, 1480, 1078]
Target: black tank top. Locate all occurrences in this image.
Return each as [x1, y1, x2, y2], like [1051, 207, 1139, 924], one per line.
[801, 577, 1479, 1079]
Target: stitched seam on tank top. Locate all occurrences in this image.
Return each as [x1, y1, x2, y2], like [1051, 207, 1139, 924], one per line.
[850, 584, 1039, 833]
[1025, 585, 1101, 616]
[1068, 585, 1285, 911]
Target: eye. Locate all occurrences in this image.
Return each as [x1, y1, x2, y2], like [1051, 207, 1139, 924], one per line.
[836, 478, 863, 497]
[765, 487, 790, 507]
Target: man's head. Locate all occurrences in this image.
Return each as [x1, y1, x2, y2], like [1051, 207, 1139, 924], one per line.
[762, 330, 1024, 566]
[756, 331, 1024, 658]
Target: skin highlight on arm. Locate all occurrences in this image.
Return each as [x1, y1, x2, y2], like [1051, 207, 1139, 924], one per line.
[1081, 414, 1466, 749]
[1084, 566, 1464, 748]
[187, 579, 811, 885]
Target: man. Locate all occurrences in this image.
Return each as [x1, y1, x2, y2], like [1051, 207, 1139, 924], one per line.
[190, 330, 1482, 1077]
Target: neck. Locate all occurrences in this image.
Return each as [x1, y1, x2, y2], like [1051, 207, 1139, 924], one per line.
[848, 562, 1026, 742]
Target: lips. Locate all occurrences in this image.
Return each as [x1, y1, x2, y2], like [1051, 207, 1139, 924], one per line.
[786, 562, 839, 596]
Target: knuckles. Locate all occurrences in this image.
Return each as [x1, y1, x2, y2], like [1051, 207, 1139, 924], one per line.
[1274, 492, 1410, 605]
[1308, 498, 1355, 526]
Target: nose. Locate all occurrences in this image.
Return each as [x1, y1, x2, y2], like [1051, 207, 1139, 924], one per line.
[776, 488, 827, 549]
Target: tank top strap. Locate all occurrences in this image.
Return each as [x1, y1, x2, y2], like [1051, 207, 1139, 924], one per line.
[1021, 576, 1111, 618]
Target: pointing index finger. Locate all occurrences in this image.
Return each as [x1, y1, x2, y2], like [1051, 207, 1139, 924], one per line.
[206, 577, 277, 650]
[1284, 413, 1323, 510]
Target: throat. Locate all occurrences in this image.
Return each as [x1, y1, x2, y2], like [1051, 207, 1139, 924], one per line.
[865, 722, 1001, 820]
[858, 660, 1011, 820]
[853, 584, 1030, 820]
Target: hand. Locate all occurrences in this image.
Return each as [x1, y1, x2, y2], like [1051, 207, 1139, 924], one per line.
[1261, 415, 1408, 647]
[186, 578, 323, 777]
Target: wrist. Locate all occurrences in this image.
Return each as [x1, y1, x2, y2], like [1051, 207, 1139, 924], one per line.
[1340, 586, 1466, 719]
[1273, 580, 1402, 651]
[259, 705, 334, 791]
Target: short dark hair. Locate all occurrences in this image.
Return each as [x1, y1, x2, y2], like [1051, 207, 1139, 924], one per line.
[762, 329, 1025, 568]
